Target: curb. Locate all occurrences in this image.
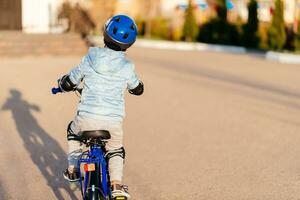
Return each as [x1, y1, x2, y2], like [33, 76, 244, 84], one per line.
[136, 39, 247, 54]
[87, 36, 246, 54]
[265, 51, 300, 64]
[87, 36, 300, 64]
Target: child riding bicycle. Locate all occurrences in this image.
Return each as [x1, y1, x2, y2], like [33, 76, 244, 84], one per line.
[57, 15, 143, 199]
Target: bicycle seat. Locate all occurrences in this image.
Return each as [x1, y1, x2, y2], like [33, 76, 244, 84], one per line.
[80, 130, 111, 140]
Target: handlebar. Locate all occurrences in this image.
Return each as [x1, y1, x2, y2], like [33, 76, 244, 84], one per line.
[51, 87, 82, 95]
[51, 87, 62, 94]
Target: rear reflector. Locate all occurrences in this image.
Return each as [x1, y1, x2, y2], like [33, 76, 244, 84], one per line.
[84, 163, 96, 172]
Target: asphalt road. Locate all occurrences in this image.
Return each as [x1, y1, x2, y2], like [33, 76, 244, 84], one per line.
[0, 47, 300, 200]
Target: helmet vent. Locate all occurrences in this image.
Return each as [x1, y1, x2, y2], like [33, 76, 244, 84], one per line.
[115, 17, 121, 22]
[130, 24, 135, 31]
[123, 33, 129, 39]
[113, 27, 118, 34]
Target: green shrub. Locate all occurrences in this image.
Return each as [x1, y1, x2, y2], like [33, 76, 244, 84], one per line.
[295, 19, 300, 51]
[197, 18, 240, 45]
[242, 0, 259, 48]
[183, 0, 198, 41]
[134, 17, 146, 36]
[267, 0, 286, 50]
[150, 17, 170, 40]
[216, 0, 227, 21]
[197, 0, 241, 45]
[258, 23, 269, 49]
[172, 27, 183, 41]
[134, 17, 170, 40]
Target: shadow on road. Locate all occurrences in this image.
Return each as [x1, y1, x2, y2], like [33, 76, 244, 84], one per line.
[2, 89, 79, 200]
[0, 180, 8, 200]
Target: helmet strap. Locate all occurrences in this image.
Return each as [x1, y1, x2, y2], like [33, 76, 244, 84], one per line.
[104, 39, 126, 51]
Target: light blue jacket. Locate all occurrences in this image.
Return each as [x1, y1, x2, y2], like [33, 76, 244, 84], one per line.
[68, 47, 140, 122]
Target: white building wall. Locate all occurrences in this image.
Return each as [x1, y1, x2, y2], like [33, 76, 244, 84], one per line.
[218, 0, 297, 24]
[284, 0, 296, 24]
[161, 0, 187, 16]
[247, 0, 296, 24]
[22, 0, 63, 33]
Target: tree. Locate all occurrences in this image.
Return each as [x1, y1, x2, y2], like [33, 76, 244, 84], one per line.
[197, 0, 239, 45]
[183, 0, 198, 41]
[242, 0, 259, 48]
[267, 0, 286, 50]
[58, 2, 95, 35]
[143, 0, 161, 38]
[216, 0, 227, 21]
[295, 18, 300, 51]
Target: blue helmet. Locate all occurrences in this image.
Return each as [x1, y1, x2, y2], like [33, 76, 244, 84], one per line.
[104, 15, 138, 51]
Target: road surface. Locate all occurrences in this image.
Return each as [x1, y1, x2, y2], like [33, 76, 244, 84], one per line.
[0, 47, 300, 200]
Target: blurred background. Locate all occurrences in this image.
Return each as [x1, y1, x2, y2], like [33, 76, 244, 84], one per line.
[0, 0, 300, 51]
[1, 0, 300, 200]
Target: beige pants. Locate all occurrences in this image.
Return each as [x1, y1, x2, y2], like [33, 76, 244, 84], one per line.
[68, 115, 124, 182]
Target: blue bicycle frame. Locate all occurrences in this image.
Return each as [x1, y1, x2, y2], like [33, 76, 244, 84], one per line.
[52, 87, 112, 199]
[77, 143, 111, 200]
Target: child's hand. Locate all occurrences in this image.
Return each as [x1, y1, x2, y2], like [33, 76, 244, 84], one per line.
[57, 75, 77, 92]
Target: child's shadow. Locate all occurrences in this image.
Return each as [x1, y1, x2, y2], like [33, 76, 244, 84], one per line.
[2, 89, 79, 200]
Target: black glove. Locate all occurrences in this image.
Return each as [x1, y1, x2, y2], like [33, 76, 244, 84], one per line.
[128, 81, 144, 96]
[58, 75, 77, 92]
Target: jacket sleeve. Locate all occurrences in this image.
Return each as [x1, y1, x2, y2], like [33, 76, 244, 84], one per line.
[68, 51, 93, 86]
[127, 63, 140, 90]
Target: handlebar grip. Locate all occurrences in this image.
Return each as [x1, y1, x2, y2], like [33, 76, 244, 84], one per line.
[52, 87, 62, 94]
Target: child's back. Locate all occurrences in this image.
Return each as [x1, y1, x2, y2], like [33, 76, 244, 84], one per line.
[71, 47, 140, 122]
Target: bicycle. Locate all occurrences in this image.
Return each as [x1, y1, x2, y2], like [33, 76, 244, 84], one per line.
[52, 87, 122, 200]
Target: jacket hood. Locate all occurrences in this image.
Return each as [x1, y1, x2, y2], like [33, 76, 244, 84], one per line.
[88, 47, 126, 74]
